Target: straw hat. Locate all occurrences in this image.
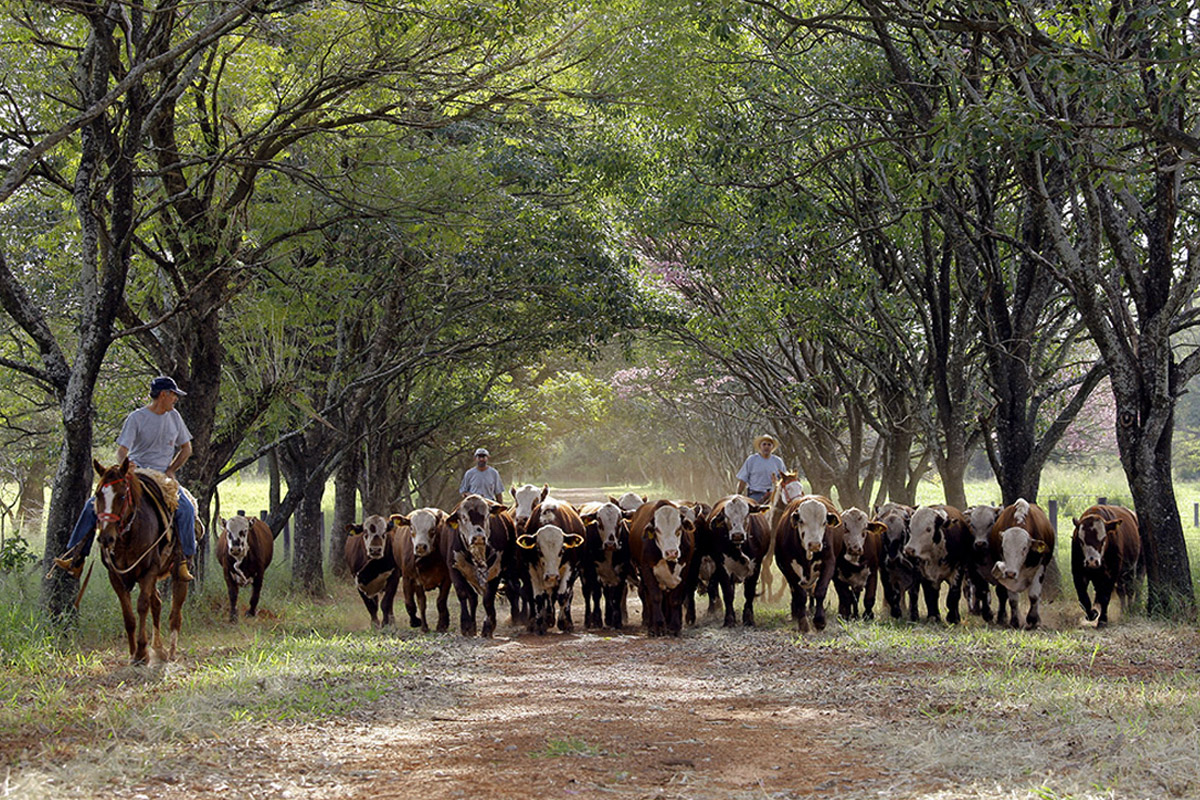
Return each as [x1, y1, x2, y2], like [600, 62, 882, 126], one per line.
[753, 434, 777, 452]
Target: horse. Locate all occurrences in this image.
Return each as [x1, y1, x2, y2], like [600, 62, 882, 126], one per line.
[91, 458, 189, 665]
[761, 471, 806, 603]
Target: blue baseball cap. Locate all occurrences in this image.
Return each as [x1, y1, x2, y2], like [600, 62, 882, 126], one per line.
[150, 376, 187, 396]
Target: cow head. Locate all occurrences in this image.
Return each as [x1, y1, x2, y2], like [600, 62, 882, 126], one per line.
[840, 507, 882, 564]
[905, 506, 948, 563]
[1072, 513, 1119, 569]
[583, 501, 625, 550]
[222, 514, 254, 560]
[448, 494, 499, 560]
[644, 503, 692, 563]
[964, 504, 1002, 553]
[516, 523, 584, 592]
[710, 496, 763, 546]
[346, 514, 393, 560]
[611, 492, 647, 517]
[790, 498, 840, 554]
[394, 508, 444, 558]
[511, 483, 548, 527]
[992, 526, 1051, 582]
[876, 507, 911, 565]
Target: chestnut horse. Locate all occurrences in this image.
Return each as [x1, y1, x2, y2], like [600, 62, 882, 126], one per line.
[92, 458, 189, 664]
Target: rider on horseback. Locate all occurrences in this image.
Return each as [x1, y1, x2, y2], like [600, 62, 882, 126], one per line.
[53, 376, 197, 582]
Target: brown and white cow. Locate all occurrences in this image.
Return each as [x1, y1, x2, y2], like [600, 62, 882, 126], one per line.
[445, 494, 509, 638]
[774, 495, 843, 632]
[1071, 504, 1142, 627]
[834, 508, 882, 621]
[904, 504, 972, 624]
[990, 498, 1055, 630]
[963, 504, 1003, 622]
[510, 483, 549, 529]
[875, 502, 923, 621]
[516, 523, 586, 634]
[578, 500, 633, 629]
[520, 496, 587, 632]
[628, 500, 696, 636]
[391, 508, 452, 633]
[344, 514, 400, 627]
[706, 495, 771, 627]
[216, 514, 274, 623]
[610, 492, 647, 516]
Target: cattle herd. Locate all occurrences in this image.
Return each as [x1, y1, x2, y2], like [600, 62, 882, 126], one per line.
[218, 478, 1147, 637]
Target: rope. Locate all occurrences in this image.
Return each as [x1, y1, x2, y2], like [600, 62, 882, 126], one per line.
[102, 525, 172, 576]
[72, 562, 94, 609]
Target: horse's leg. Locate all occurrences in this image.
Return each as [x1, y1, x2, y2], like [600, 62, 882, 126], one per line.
[109, 571, 138, 662]
[168, 575, 188, 661]
[147, 577, 167, 662]
[134, 578, 154, 665]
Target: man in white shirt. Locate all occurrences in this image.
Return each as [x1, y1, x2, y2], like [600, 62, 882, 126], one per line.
[459, 448, 505, 502]
[736, 435, 788, 503]
[54, 376, 197, 580]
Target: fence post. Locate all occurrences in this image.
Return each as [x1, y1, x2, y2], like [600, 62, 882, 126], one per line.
[1047, 498, 1058, 532]
[1194, 503, 1198, 528]
[1097, 497, 1107, 506]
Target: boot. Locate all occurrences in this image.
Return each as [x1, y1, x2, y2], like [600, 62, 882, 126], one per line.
[174, 551, 195, 582]
[52, 545, 85, 579]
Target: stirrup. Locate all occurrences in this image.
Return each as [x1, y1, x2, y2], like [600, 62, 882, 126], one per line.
[52, 552, 85, 580]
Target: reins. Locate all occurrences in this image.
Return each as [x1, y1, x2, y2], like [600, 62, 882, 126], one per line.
[102, 525, 172, 576]
[97, 470, 174, 577]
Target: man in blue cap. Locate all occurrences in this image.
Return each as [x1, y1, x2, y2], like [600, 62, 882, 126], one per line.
[53, 376, 197, 581]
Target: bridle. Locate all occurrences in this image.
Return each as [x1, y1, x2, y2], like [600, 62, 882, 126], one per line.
[97, 476, 134, 532]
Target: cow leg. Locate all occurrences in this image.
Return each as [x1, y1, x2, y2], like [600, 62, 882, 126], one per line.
[666, 590, 684, 636]
[834, 579, 854, 620]
[994, 585, 1010, 626]
[435, 582, 451, 633]
[972, 574, 993, 622]
[945, 575, 963, 625]
[719, 575, 737, 627]
[919, 579, 940, 622]
[381, 579, 398, 627]
[225, 574, 240, 623]
[403, 578, 421, 629]
[481, 585, 498, 638]
[361, 592, 381, 628]
[863, 573, 877, 621]
[812, 584, 830, 631]
[1074, 570, 1098, 622]
[743, 568, 760, 627]
[557, 585, 575, 633]
[415, 587, 430, 633]
[644, 583, 665, 636]
[247, 575, 264, 618]
[1094, 578, 1115, 627]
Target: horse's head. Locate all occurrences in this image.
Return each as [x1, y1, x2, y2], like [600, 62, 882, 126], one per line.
[93, 458, 141, 545]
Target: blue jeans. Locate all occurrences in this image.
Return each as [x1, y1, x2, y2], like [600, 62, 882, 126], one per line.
[67, 490, 196, 557]
[746, 489, 770, 503]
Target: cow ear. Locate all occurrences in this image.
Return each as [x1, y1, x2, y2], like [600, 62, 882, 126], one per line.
[564, 533, 585, 548]
[932, 516, 943, 544]
[1030, 540, 1049, 554]
[447, 513, 460, 530]
[391, 513, 410, 527]
[868, 522, 887, 536]
[345, 524, 362, 535]
[1071, 517, 1080, 528]
[608, 495, 621, 505]
[825, 512, 840, 528]
[750, 503, 768, 514]
[516, 534, 537, 549]
[1105, 519, 1121, 533]
[540, 484, 549, 501]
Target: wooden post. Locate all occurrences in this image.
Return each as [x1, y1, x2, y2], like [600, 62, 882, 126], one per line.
[1097, 497, 1107, 506]
[1047, 498, 1058, 532]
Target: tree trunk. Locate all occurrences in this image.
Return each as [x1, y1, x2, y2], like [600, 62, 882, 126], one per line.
[41, 410, 95, 621]
[330, 446, 360, 578]
[292, 482, 327, 597]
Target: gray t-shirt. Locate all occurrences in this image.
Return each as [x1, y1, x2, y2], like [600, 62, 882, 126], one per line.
[116, 406, 192, 473]
[736, 453, 787, 494]
[459, 465, 505, 499]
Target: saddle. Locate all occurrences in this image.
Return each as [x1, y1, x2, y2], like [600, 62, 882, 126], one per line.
[135, 469, 180, 544]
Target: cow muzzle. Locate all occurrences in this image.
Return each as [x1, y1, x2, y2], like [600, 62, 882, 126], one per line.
[805, 541, 821, 554]
[366, 545, 385, 559]
[414, 543, 430, 557]
[730, 532, 746, 545]
[992, 563, 1015, 581]
[1083, 557, 1101, 569]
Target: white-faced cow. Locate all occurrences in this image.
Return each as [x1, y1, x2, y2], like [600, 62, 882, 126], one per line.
[578, 500, 633, 629]
[610, 492, 647, 515]
[962, 504, 1002, 622]
[904, 505, 972, 624]
[628, 500, 696, 636]
[774, 495, 843, 632]
[519, 496, 587, 632]
[705, 495, 771, 627]
[990, 498, 1055, 630]
[344, 514, 400, 627]
[516, 523, 586, 634]
[391, 508, 452, 633]
[510, 483, 549, 529]
[834, 508, 883, 621]
[216, 514, 275, 623]
[445, 494, 510, 637]
[875, 502, 923, 621]
[1071, 504, 1142, 627]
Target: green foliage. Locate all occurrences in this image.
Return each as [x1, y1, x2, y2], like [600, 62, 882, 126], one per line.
[0, 534, 37, 573]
